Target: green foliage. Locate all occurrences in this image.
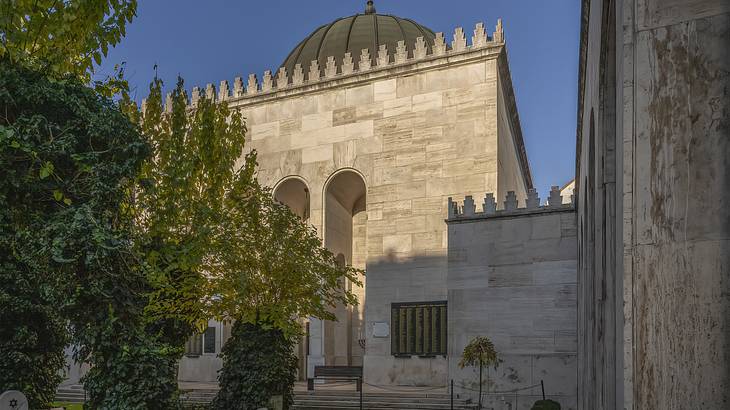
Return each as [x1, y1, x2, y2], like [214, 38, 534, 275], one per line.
[0, 61, 178, 408]
[137, 77, 361, 337]
[531, 399, 561, 410]
[459, 336, 499, 409]
[51, 404, 84, 410]
[208, 164, 361, 336]
[82, 314, 180, 410]
[459, 336, 499, 370]
[212, 321, 297, 410]
[135, 76, 247, 338]
[137, 76, 361, 407]
[0, 259, 67, 409]
[0, 0, 137, 79]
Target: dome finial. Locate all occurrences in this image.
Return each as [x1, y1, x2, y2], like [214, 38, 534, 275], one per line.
[365, 1, 376, 14]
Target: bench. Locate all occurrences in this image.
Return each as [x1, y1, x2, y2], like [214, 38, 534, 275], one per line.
[307, 366, 363, 392]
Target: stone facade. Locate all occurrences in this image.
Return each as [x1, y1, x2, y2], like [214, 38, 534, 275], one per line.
[447, 190, 577, 410]
[177, 20, 533, 386]
[576, 0, 730, 408]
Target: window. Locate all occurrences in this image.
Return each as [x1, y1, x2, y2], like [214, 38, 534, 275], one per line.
[203, 326, 216, 354]
[184, 326, 217, 356]
[391, 301, 447, 356]
[185, 334, 202, 356]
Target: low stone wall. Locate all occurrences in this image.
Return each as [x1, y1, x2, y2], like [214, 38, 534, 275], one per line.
[446, 190, 578, 410]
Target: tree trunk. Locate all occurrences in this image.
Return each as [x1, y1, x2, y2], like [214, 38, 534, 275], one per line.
[478, 363, 483, 409]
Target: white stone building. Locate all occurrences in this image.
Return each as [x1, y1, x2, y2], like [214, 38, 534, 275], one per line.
[64, 3, 581, 405]
[58, 2, 730, 409]
[171, 0, 578, 394]
[210, 3, 538, 386]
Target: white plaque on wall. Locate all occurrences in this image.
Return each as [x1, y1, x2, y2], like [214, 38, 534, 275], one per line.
[373, 322, 389, 338]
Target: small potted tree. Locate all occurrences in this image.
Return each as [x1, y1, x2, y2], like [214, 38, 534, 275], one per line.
[458, 336, 499, 410]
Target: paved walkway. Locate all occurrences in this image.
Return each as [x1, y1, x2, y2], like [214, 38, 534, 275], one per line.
[179, 381, 449, 394]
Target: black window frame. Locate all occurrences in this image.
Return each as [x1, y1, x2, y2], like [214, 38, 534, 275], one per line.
[203, 326, 216, 354]
[391, 301, 447, 357]
[184, 326, 217, 357]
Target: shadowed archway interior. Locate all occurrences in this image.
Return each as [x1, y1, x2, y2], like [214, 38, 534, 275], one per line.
[272, 177, 311, 380]
[273, 177, 310, 220]
[323, 170, 367, 367]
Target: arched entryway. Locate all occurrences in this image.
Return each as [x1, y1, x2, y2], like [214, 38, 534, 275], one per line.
[273, 176, 310, 220]
[272, 176, 311, 380]
[322, 169, 367, 367]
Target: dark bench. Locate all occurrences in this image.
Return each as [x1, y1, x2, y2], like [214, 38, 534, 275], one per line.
[307, 366, 363, 392]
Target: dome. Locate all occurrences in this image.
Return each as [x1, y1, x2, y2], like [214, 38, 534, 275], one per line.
[281, 1, 437, 80]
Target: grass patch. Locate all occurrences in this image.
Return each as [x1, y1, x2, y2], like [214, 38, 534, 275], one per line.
[50, 402, 84, 410]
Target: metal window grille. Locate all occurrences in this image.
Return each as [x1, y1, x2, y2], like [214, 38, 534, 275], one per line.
[391, 301, 447, 356]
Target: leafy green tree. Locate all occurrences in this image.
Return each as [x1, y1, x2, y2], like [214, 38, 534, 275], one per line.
[133, 76, 247, 342]
[0, 61, 181, 409]
[208, 167, 361, 334]
[137, 78, 361, 409]
[0, 0, 137, 79]
[81, 315, 180, 409]
[208, 161, 361, 409]
[459, 336, 500, 410]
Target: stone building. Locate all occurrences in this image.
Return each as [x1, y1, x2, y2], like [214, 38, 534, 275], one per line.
[57, 1, 730, 408]
[65, 2, 580, 404]
[175, 2, 539, 387]
[166, 2, 582, 398]
[576, 0, 729, 408]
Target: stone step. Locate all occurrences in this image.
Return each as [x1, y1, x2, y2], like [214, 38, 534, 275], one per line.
[298, 390, 452, 398]
[55, 388, 86, 403]
[180, 393, 218, 398]
[54, 395, 85, 404]
[293, 404, 476, 410]
[292, 392, 476, 410]
[57, 388, 475, 409]
[294, 403, 475, 409]
[295, 396, 470, 405]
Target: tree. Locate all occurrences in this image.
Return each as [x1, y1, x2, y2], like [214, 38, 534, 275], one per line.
[208, 165, 361, 335]
[136, 78, 361, 409]
[0, 0, 137, 79]
[133, 76, 247, 342]
[209, 162, 361, 409]
[0, 61, 169, 408]
[459, 336, 499, 410]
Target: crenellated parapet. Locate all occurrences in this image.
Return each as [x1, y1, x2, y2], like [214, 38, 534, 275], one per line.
[447, 186, 575, 220]
[175, 20, 505, 109]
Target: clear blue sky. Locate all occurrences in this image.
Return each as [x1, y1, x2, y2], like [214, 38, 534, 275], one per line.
[97, 0, 580, 198]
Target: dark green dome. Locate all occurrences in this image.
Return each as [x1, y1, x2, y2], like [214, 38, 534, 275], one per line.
[281, 2, 436, 80]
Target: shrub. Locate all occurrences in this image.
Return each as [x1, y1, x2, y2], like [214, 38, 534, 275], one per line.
[82, 325, 180, 410]
[531, 399, 561, 410]
[213, 321, 297, 410]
